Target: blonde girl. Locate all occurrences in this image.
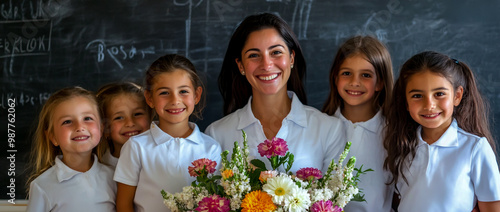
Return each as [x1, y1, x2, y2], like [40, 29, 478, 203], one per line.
[114, 54, 221, 212]
[322, 35, 394, 211]
[384, 51, 500, 211]
[26, 86, 116, 212]
[96, 82, 151, 168]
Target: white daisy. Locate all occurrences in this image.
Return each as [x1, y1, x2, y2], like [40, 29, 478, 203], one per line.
[284, 187, 311, 212]
[262, 175, 297, 204]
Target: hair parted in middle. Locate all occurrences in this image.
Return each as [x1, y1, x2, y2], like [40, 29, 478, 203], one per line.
[322, 35, 393, 117]
[218, 12, 307, 115]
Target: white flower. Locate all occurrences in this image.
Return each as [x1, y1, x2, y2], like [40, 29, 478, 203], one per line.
[284, 187, 311, 212]
[263, 175, 297, 204]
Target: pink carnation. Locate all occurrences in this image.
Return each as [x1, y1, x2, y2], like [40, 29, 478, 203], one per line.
[195, 195, 230, 212]
[310, 200, 342, 212]
[257, 137, 288, 158]
[296, 167, 323, 181]
[188, 158, 217, 177]
[259, 170, 278, 183]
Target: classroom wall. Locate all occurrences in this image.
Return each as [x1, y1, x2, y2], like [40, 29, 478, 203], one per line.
[1, 0, 499, 203]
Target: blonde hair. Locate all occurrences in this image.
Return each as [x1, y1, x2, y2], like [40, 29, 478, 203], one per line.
[27, 86, 103, 192]
[96, 82, 151, 156]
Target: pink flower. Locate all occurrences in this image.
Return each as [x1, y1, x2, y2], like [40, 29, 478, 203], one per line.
[310, 200, 342, 212]
[188, 158, 217, 177]
[259, 170, 278, 183]
[195, 195, 230, 212]
[296, 167, 323, 181]
[257, 137, 288, 158]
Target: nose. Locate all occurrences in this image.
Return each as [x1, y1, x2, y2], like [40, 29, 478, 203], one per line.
[125, 117, 135, 127]
[423, 97, 436, 111]
[75, 120, 86, 132]
[170, 93, 180, 105]
[260, 54, 273, 71]
[349, 74, 360, 87]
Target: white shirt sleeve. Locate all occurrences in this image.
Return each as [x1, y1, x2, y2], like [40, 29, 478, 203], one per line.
[322, 118, 346, 173]
[114, 139, 142, 186]
[26, 182, 51, 212]
[471, 138, 500, 201]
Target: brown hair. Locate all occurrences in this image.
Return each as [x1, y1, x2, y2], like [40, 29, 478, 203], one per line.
[144, 54, 206, 120]
[322, 35, 393, 117]
[218, 13, 307, 115]
[384, 51, 496, 186]
[96, 82, 151, 155]
[27, 86, 103, 193]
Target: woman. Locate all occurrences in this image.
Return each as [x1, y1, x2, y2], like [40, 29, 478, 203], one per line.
[206, 13, 345, 173]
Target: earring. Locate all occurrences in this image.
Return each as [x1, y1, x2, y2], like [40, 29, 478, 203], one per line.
[291, 64, 294, 69]
[241, 71, 245, 75]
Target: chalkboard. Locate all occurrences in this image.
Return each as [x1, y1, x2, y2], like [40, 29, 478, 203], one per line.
[1, 0, 499, 201]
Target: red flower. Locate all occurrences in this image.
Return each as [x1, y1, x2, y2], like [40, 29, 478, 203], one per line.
[188, 158, 217, 177]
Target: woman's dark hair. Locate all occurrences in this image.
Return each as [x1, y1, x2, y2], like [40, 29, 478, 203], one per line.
[218, 13, 307, 115]
[384, 51, 496, 186]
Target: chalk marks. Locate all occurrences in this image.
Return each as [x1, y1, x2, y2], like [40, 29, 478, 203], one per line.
[0, 92, 51, 109]
[291, 0, 313, 39]
[85, 40, 155, 69]
[0, 19, 52, 59]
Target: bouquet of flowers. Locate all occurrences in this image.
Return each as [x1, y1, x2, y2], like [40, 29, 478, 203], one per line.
[161, 131, 371, 212]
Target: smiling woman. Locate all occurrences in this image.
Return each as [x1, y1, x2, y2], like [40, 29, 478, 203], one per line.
[205, 13, 347, 174]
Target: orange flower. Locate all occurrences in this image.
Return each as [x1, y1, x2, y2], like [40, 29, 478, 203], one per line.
[241, 190, 276, 212]
[221, 169, 234, 180]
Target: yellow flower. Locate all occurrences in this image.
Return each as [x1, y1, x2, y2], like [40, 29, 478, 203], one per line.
[241, 190, 276, 212]
[221, 169, 234, 180]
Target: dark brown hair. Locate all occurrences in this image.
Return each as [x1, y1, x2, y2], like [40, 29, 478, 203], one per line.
[144, 54, 206, 120]
[322, 35, 393, 117]
[384, 51, 496, 186]
[218, 13, 307, 115]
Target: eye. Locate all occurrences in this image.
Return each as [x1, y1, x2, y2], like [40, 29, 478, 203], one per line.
[180, 90, 189, 94]
[62, 120, 72, 125]
[134, 112, 144, 117]
[84, 116, 94, 121]
[411, 94, 422, 98]
[340, 71, 350, 76]
[159, 91, 169, 95]
[271, 50, 283, 55]
[247, 53, 259, 58]
[113, 116, 123, 121]
[435, 92, 445, 97]
[362, 73, 372, 78]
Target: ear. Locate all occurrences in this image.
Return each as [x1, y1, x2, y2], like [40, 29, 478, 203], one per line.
[290, 50, 295, 67]
[454, 86, 464, 106]
[46, 130, 59, 146]
[235, 58, 244, 73]
[144, 90, 155, 109]
[194, 86, 203, 105]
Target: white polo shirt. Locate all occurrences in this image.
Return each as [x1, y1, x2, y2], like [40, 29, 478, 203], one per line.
[102, 148, 118, 169]
[205, 91, 345, 173]
[334, 109, 393, 212]
[397, 119, 500, 211]
[27, 154, 116, 212]
[114, 122, 222, 212]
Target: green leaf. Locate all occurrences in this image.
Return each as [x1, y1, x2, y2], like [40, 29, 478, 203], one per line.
[251, 159, 267, 170]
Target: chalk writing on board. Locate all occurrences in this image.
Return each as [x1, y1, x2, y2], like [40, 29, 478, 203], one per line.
[85, 40, 155, 69]
[212, 0, 243, 22]
[0, 92, 51, 109]
[0, 19, 52, 59]
[291, 0, 313, 39]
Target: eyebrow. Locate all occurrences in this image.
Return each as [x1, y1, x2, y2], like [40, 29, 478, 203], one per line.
[244, 44, 285, 54]
[155, 85, 191, 91]
[408, 87, 449, 93]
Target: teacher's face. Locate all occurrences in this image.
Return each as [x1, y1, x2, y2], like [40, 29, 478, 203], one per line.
[236, 28, 295, 97]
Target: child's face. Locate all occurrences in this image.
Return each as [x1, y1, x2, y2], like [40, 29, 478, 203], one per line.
[405, 70, 463, 136]
[236, 28, 295, 97]
[145, 70, 202, 127]
[106, 93, 150, 147]
[336, 54, 382, 109]
[49, 96, 102, 157]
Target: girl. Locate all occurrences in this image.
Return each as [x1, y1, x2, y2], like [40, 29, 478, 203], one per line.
[206, 13, 345, 174]
[322, 35, 394, 211]
[26, 86, 116, 212]
[384, 51, 500, 211]
[114, 54, 222, 212]
[96, 82, 151, 168]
